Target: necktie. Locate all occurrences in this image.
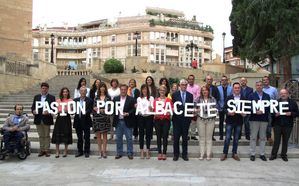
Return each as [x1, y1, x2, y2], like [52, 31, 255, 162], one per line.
[182, 92, 185, 105]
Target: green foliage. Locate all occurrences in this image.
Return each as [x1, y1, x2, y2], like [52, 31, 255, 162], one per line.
[149, 69, 156, 73]
[131, 66, 139, 73]
[230, 0, 299, 61]
[168, 77, 180, 86]
[141, 69, 147, 73]
[103, 58, 124, 73]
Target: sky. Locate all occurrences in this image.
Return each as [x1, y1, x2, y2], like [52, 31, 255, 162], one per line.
[33, 0, 233, 57]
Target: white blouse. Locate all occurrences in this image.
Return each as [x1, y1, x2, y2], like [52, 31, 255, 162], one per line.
[108, 88, 120, 100]
[74, 88, 90, 99]
[136, 96, 154, 116]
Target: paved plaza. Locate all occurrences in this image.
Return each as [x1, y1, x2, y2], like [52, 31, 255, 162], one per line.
[0, 153, 299, 186]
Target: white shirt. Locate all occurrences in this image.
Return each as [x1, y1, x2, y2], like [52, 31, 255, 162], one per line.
[136, 96, 154, 116]
[74, 88, 90, 99]
[119, 96, 126, 119]
[108, 88, 120, 100]
[233, 94, 241, 100]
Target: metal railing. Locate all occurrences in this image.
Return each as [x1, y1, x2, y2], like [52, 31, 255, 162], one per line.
[57, 70, 91, 76]
[0, 57, 30, 76]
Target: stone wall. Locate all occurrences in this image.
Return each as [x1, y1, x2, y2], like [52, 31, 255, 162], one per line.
[0, 0, 32, 61]
[229, 72, 271, 89]
[202, 63, 244, 75]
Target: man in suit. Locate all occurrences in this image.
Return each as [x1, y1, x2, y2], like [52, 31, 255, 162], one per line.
[270, 89, 299, 161]
[240, 77, 253, 140]
[248, 81, 270, 161]
[220, 82, 245, 161]
[205, 75, 220, 141]
[31, 82, 55, 157]
[73, 86, 93, 158]
[114, 84, 136, 160]
[172, 79, 193, 161]
[216, 75, 232, 140]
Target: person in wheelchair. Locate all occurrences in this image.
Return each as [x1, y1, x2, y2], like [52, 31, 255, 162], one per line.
[2, 104, 30, 154]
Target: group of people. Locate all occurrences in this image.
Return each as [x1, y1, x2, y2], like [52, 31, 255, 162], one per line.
[2, 74, 298, 162]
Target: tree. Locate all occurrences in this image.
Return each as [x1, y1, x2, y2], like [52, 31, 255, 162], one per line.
[103, 58, 124, 73]
[230, 0, 299, 81]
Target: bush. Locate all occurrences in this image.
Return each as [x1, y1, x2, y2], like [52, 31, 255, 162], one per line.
[103, 58, 124, 73]
[131, 66, 139, 73]
[169, 77, 180, 86]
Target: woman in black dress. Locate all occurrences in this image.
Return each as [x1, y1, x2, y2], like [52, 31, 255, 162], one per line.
[52, 87, 73, 158]
[92, 82, 111, 158]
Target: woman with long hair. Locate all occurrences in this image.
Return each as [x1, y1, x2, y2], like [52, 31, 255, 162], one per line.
[74, 78, 90, 98]
[137, 84, 154, 159]
[51, 87, 73, 158]
[145, 76, 157, 98]
[108, 79, 120, 140]
[92, 82, 111, 159]
[159, 78, 170, 97]
[89, 79, 101, 100]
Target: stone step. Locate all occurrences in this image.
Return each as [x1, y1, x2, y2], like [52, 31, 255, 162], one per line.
[13, 142, 299, 158]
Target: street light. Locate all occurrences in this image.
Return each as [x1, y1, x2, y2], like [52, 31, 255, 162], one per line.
[50, 33, 55, 63]
[186, 41, 198, 68]
[134, 31, 140, 56]
[222, 32, 226, 64]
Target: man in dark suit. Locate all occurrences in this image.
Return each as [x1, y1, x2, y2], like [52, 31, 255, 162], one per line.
[248, 81, 270, 161]
[205, 75, 220, 141]
[220, 82, 246, 161]
[270, 89, 299, 161]
[172, 79, 193, 161]
[240, 77, 253, 140]
[114, 84, 136, 160]
[73, 86, 93, 158]
[31, 82, 55, 157]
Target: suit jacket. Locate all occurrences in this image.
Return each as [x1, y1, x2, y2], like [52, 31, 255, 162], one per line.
[172, 90, 193, 124]
[272, 98, 299, 127]
[241, 86, 254, 99]
[248, 91, 270, 122]
[113, 96, 136, 128]
[31, 94, 55, 125]
[217, 85, 232, 110]
[224, 94, 246, 125]
[73, 97, 93, 129]
[209, 85, 220, 102]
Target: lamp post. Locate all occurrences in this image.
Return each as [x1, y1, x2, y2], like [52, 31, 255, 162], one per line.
[50, 33, 54, 63]
[186, 41, 198, 68]
[134, 31, 140, 56]
[222, 32, 226, 64]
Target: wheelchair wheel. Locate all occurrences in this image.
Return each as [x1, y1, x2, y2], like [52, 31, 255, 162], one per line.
[25, 141, 31, 156]
[17, 152, 27, 160]
[0, 153, 5, 160]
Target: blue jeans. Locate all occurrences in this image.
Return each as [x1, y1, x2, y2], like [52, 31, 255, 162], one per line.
[3, 131, 24, 152]
[116, 120, 133, 156]
[223, 123, 241, 155]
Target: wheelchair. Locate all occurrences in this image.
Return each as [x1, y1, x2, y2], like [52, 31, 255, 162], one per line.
[0, 113, 31, 160]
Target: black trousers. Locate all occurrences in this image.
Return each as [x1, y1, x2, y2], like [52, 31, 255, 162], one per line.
[133, 116, 139, 138]
[218, 111, 225, 138]
[271, 125, 293, 157]
[75, 124, 90, 154]
[138, 116, 153, 149]
[155, 119, 170, 154]
[173, 120, 190, 157]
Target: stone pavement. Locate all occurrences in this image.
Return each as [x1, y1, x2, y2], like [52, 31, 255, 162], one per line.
[0, 154, 299, 186]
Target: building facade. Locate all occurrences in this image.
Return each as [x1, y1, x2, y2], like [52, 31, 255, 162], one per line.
[32, 7, 213, 70]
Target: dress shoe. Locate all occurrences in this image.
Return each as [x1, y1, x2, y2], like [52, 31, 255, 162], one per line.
[220, 154, 227, 161]
[85, 153, 90, 158]
[38, 151, 45, 157]
[75, 152, 83, 158]
[281, 156, 288, 162]
[115, 155, 122, 159]
[269, 156, 277, 161]
[260, 155, 267, 161]
[187, 136, 190, 141]
[173, 156, 179, 161]
[44, 151, 50, 157]
[212, 137, 216, 141]
[62, 154, 67, 158]
[219, 136, 223, 140]
[246, 136, 250, 141]
[191, 136, 198, 140]
[232, 154, 240, 161]
[182, 156, 189, 161]
[128, 155, 134, 160]
[250, 155, 255, 161]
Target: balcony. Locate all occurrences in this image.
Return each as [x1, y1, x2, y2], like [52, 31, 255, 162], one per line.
[166, 50, 179, 56]
[57, 53, 86, 59]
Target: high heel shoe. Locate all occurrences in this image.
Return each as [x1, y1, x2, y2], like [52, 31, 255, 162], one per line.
[162, 154, 167, 160]
[103, 152, 107, 159]
[146, 150, 150, 159]
[140, 150, 144, 159]
[157, 154, 163, 160]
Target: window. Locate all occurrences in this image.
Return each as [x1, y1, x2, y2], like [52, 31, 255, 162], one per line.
[150, 32, 155, 40]
[128, 33, 132, 41]
[33, 49, 39, 61]
[127, 45, 132, 56]
[33, 39, 39, 47]
[155, 32, 160, 40]
[45, 49, 49, 62]
[111, 47, 116, 57]
[111, 35, 116, 43]
[45, 38, 49, 45]
[92, 48, 97, 57]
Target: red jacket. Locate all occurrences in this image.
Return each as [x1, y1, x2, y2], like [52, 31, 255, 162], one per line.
[153, 97, 173, 121]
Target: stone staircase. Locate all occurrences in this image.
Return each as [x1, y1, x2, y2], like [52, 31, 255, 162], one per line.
[1, 74, 298, 158]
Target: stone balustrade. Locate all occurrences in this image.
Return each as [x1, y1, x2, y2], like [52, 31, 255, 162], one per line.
[57, 69, 91, 76]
